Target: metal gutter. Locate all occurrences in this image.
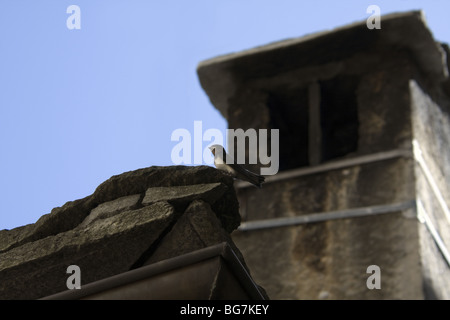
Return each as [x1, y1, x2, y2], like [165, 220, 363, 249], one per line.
[41, 242, 266, 300]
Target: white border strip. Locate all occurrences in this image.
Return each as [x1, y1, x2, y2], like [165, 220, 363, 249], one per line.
[417, 199, 450, 267]
[413, 140, 450, 224]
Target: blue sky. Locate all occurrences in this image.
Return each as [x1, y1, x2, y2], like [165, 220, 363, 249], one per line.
[1, 1, 449, 230]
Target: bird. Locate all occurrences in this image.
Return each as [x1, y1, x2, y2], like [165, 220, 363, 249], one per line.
[208, 144, 265, 188]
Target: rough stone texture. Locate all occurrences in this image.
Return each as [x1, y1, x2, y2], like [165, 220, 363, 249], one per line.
[0, 166, 257, 300]
[198, 11, 450, 299]
[142, 183, 228, 210]
[92, 166, 240, 232]
[79, 194, 141, 228]
[233, 158, 421, 299]
[141, 199, 269, 299]
[0, 166, 239, 254]
[410, 80, 450, 299]
[145, 200, 244, 265]
[0, 202, 175, 300]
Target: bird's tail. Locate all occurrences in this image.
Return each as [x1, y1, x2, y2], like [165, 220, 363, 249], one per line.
[245, 169, 265, 188]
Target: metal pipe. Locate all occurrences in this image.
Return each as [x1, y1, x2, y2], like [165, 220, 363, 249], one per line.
[236, 148, 412, 188]
[238, 200, 416, 231]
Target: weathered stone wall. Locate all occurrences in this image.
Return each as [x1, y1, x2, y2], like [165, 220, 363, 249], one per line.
[410, 80, 450, 299]
[233, 158, 421, 299]
[0, 166, 259, 300]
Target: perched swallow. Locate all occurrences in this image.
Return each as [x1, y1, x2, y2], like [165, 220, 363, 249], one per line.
[208, 144, 265, 188]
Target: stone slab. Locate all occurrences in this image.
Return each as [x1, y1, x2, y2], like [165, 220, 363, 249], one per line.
[79, 194, 141, 227]
[142, 183, 227, 207]
[0, 202, 175, 299]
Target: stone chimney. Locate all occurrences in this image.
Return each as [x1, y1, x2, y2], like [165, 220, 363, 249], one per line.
[197, 11, 450, 299]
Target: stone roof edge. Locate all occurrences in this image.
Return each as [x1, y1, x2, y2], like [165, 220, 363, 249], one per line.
[0, 166, 237, 254]
[197, 11, 434, 71]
